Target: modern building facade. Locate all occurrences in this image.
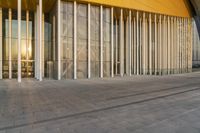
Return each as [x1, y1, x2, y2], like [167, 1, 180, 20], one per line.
[0, 0, 194, 82]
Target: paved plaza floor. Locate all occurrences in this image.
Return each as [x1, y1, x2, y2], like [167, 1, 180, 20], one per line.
[0, 72, 200, 133]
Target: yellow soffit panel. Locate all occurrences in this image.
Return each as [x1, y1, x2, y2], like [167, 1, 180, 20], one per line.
[78, 0, 191, 17]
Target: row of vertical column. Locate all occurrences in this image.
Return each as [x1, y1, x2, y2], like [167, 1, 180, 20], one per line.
[116, 11, 193, 76]
[0, 2, 193, 81]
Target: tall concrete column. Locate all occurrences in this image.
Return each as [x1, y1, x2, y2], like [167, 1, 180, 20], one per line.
[125, 18, 128, 75]
[18, 0, 22, 82]
[179, 18, 181, 73]
[120, 9, 124, 76]
[183, 18, 185, 72]
[74, 1, 77, 79]
[171, 17, 174, 73]
[88, 3, 91, 78]
[185, 18, 187, 72]
[142, 12, 146, 75]
[0, 8, 2, 79]
[57, 0, 61, 80]
[9, 9, 12, 79]
[149, 14, 152, 75]
[189, 18, 193, 72]
[139, 17, 142, 74]
[178, 18, 181, 73]
[26, 11, 29, 77]
[38, 0, 42, 81]
[115, 19, 118, 75]
[182, 18, 184, 72]
[155, 14, 157, 75]
[174, 17, 177, 73]
[180, 18, 183, 73]
[185, 18, 188, 72]
[34, 10, 37, 79]
[100, 5, 103, 78]
[53, 16, 56, 62]
[186, 18, 188, 72]
[167, 16, 170, 74]
[163, 16, 167, 75]
[131, 19, 134, 74]
[128, 10, 132, 76]
[159, 15, 162, 75]
[136, 11, 139, 75]
[133, 17, 136, 75]
[42, 14, 44, 78]
[111, 7, 114, 77]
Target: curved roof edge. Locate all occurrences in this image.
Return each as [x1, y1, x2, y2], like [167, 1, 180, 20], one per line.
[79, 0, 192, 18]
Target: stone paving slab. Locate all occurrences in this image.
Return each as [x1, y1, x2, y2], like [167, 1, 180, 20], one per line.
[0, 72, 200, 132]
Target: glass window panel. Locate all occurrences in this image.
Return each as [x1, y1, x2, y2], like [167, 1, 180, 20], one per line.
[5, 20, 9, 37]
[21, 20, 26, 39]
[21, 39, 26, 60]
[12, 20, 18, 38]
[11, 39, 18, 60]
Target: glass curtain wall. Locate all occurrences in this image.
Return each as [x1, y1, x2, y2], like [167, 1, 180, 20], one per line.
[49, 3, 58, 79]
[2, 9, 34, 79]
[21, 11, 35, 78]
[2, 9, 9, 78]
[44, 14, 53, 78]
[60, 1, 74, 79]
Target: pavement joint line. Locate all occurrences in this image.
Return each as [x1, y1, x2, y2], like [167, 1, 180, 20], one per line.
[107, 83, 200, 100]
[0, 87, 199, 131]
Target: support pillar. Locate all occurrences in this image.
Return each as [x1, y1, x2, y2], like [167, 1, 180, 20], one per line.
[26, 11, 29, 78]
[0, 8, 2, 79]
[149, 13, 152, 75]
[120, 9, 124, 76]
[42, 14, 44, 78]
[88, 3, 91, 78]
[53, 16, 56, 66]
[100, 5, 103, 78]
[34, 9, 37, 79]
[167, 16, 170, 74]
[136, 11, 139, 75]
[133, 17, 136, 75]
[115, 19, 118, 75]
[163, 16, 167, 75]
[74, 1, 77, 79]
[111, 7, 114, 77]
[171, 17, 174, 74]
[155, 14, 157, 75]
[128, 10, 132, 76]
[57, 0, 61, 80]
[139, 18, 142, 74]
[159, 15, 162, 75]
[9, 9, 12, 79]
[142, 12, 146, 75]
[38, 0, 42, 81]
[177, 18, 180, 73]
[18, 0, 21, 82]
